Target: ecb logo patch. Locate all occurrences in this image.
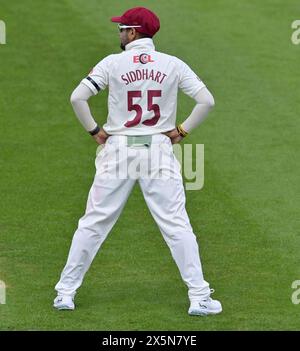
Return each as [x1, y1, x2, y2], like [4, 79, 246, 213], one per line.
[133, 53, 155, 64]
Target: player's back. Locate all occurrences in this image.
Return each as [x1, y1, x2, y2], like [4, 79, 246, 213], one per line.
[83, 38, 205, 135]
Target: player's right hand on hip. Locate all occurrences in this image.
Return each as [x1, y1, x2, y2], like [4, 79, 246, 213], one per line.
[92, 128, 110, 145]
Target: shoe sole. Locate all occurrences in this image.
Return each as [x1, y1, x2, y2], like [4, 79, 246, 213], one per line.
[188, 308, 222, 316]
[53, 304, 75, 311]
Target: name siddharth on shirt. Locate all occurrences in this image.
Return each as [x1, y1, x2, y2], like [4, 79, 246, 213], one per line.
[121, 69, 167, 85]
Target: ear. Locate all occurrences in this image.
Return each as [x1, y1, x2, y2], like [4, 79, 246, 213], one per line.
[131, 28, 137, 38]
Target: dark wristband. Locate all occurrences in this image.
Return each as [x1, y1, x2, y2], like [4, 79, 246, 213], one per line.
[89, 125, 100, 136]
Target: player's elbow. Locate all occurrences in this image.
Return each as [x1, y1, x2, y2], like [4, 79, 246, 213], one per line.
[196, 94, 215, 111]
[70, 90, 78, 105]
[195, 88, 215, 109]
[206, 94, 215, 109]
[204, 89, 215, 109]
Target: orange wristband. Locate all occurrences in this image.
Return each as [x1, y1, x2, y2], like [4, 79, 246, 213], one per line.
[177, 124, 188, 137]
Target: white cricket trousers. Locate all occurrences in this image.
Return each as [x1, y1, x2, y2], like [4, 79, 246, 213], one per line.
[55, 134, 210, 302]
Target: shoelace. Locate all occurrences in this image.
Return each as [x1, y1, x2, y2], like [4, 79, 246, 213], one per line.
[201, 288, 215, 302]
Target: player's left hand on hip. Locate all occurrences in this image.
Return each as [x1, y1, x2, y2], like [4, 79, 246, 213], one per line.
[163, 128, 183, 144]
[92, 128, 110, 145]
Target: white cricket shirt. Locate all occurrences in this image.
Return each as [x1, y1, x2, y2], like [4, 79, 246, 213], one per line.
[81, 38, 205, 135]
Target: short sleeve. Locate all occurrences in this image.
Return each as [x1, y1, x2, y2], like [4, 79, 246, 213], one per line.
[177, 59, 206, 98]
[81, 55, 112, 95]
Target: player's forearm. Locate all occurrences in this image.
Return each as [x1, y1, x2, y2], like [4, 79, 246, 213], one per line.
[181, 87, 215, 133]
[70, 83, 98, 132]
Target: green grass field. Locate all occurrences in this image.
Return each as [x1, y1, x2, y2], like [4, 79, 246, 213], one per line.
[0, 0, 299, 330]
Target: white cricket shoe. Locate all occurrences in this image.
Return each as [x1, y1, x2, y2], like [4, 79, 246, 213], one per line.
[188, 297, 222, 316]
[53, 295, 75, 310]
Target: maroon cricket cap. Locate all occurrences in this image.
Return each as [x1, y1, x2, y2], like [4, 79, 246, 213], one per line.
[111, 7, 160, 38]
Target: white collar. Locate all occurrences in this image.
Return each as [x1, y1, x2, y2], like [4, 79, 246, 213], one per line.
[125, 38, 155, 51]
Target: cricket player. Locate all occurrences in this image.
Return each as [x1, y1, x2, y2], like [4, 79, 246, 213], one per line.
[54, 7, 222, 316]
